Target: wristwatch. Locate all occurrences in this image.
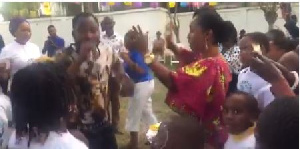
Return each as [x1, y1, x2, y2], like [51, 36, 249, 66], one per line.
[144, 53, 155, 65]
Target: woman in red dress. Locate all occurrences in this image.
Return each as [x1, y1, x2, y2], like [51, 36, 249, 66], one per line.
[127, 6, 231, 148]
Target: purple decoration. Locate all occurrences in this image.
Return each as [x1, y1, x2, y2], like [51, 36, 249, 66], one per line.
[115, 2, 121, 7]
[134, 2, 142, 7]
[150, 2, 159, 8]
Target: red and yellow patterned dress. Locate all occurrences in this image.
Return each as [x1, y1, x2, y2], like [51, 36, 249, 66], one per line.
[166, 49, 231, 147]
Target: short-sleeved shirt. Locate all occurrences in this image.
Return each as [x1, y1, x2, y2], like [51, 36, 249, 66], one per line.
[237, 67, 275, 110]
[124, 50, 153, 83]
[165, 54, 231, 146]
[55, 43, 119, 127]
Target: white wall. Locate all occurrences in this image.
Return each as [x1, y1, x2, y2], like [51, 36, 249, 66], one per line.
[177, 6, 299, 47]
[0, 6, 298, 51]
[0, 8, 169, 51]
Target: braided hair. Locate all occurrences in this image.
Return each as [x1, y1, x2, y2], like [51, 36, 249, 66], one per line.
[10, 62, 71, 146]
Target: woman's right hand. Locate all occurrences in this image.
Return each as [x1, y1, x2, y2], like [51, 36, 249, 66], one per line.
[249, 52, 284, 84]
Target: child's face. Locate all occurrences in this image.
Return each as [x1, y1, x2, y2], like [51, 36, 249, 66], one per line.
[73, 16, 100, 45]
[223, 94, 253, 134]
[239, 36, 254, 67]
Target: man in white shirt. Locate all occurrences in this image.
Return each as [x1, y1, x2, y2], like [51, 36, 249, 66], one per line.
[100, 17, 125, 134]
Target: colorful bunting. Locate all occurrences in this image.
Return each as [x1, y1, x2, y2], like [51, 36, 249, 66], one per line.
[209, 2, 217, 6]
[124, 2, 132, 6]
[150, 2, 159, 8]
[101, 2, 107, 6]
[192, 2, 200, 8]
[134, 2, 142, 7]
[180, 2, 188, 7]
[108, 2, 115, 6]
[115, 2, 121, 7]
[168, 2, 176, 8]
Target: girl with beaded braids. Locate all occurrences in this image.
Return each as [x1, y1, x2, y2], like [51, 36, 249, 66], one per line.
[8, 62, 88, 149]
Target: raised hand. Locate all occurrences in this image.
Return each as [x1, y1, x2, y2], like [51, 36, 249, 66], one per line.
[78, 41, 97, 63]
[249, 52, 284, 84]
[132, 25, 148, 55]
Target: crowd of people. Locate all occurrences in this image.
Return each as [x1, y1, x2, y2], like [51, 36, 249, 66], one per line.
[0, 4, 298, 149]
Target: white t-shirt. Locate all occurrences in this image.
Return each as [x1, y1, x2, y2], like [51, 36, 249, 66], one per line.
[237, 67, 275, 110]
[0, 41, 41, 77]
[224, 133, 255, 149]
[8, 130, 88, 149]
[0, 94, 12, 148]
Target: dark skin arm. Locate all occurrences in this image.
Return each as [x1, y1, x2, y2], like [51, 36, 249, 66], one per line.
[120, 52, 145, 74]
[249, 52, 295, 97]
[165, 22, 184, 57]
[149, 60, 173, 89]
[131, 25, 173, 89]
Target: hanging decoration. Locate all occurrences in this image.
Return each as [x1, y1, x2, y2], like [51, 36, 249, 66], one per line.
[40, 2, 51, 16]
[150, 2, 159, 8]
[209, 2, 217, 6]
[108, 2, 115, 6]
[124, 2, 132, 6]
[192, 2, 200, 8]
[168, 2, 176, 8]
[180, 2, 188, 7]
[134, 2, 143, 8]
[115, 2, 121, 7]
[101, 2, 107, 6]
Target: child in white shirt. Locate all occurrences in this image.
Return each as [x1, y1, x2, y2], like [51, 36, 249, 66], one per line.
[223, 91, 260, 149]
[238, 32, 275, 110]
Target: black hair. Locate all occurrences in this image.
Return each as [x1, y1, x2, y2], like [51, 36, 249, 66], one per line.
[72, 12, 99, 30]
[101, 16, 114, 24]
[229, 91, 260, 119]
[10, 62, 70, 146]
[245, 32, 270, 53]
[291, 14, 297, 22]
[240, 29, 246, 34]
[193, 6, 226, 45]
[222, 21, 238, 44]
[47, 25, 55, 30]
[266, 29, 292, 52]
[156, 31, 162, 35]
[257, 96, 299, 149]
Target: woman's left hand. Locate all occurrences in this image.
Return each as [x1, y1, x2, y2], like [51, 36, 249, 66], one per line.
[132, 25, 149, 55]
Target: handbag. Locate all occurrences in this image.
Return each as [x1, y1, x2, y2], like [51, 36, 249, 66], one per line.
[120, 74, 134, 97]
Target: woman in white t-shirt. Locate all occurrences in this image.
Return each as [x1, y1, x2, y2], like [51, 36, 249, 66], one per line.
[0, 17, 41, 92]
[7, 62, 87, 149]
